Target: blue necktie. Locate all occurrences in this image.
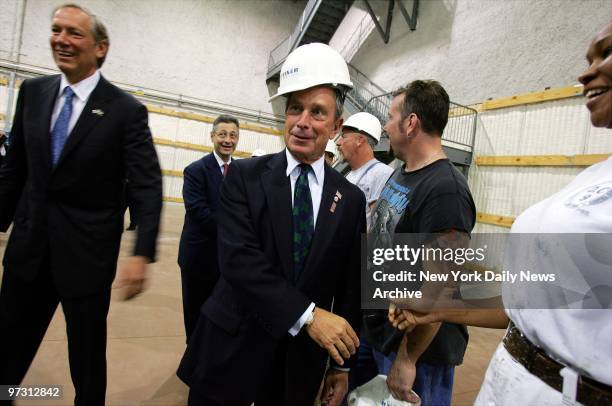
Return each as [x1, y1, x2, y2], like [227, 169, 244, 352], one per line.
[50, 86, 75, 167]
[292, 163, 314, 277]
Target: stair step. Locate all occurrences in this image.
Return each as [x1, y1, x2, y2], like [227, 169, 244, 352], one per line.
[306, 23, 335, 38]
[309, 14, 342, 30]
[315, 5, 345, 20]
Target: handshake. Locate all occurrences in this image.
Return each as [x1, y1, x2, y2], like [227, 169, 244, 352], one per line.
[388, 303, 441, 331]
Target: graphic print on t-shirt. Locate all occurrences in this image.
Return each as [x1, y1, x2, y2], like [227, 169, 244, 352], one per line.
[370, 178, 411, 250]
[564, 181, 612, 216]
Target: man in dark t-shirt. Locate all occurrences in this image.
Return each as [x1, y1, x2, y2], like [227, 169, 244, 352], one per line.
[352, 80, 476, 406]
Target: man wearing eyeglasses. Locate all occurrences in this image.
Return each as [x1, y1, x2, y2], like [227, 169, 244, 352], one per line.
[178, 114, 240, 342]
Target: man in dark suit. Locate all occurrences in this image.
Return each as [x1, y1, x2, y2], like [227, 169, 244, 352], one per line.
[178, 43, 365, 406]
[178, 114, 239, 342]
[0, 4, 162, 405]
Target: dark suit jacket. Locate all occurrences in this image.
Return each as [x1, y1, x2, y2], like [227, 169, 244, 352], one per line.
[0, 74, 162, 297]
[177, 152, 223, 279]
[178, 151, 365, 404]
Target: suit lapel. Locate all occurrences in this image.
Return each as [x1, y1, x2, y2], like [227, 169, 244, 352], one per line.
[38, 76, 61, 172]
[54, 76, 112, 170]
[298, 165, 342, 286]
[204, 153, 223, 189]
[261, 151, 294, 281]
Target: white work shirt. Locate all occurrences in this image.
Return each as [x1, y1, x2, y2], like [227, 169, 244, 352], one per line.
[50, 70, 101, 134]
[505, 156, 612, 385]
[285, 149, 325, 336]
[346, 158, 393, 230]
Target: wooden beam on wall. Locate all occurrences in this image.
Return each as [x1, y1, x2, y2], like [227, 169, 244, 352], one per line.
[476, 212, 515, 228]
[152, 137, 253, 158]
[162, 169, 183, 178]
[163, 196, 184, 203]
[146, 105, 283, 136]
[480, 85, 583, 111]
[475, 154, 610, 167]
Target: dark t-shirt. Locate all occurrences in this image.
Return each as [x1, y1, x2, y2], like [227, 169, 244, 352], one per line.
[366, 158, 476, 365]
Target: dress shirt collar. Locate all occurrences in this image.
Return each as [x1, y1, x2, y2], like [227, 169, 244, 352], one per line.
[213, 150, 232, 167]
[58, 70, 100, 102]
[285, 149, 324, 186]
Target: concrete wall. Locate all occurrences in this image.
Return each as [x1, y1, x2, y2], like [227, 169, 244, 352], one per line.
[350, 0, 612, 104]
[0, 0, 305, 114]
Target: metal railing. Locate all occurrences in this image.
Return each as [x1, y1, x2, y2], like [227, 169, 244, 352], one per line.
[0, 61, 286, 129]
[339, 12, 375, 62]
[445, 102, 478, 150]
[345, 63, 390, 124]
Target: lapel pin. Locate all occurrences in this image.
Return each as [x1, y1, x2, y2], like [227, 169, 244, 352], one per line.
[92, 109, 104, 116]
[330, 190, 342, 212]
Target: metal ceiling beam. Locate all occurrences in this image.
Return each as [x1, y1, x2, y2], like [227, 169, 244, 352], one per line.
[363, 0, 394, 44]
[398, 0, 419, 31]
[364, 0, 420, 43]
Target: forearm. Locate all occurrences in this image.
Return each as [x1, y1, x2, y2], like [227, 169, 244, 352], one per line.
[434, 308, 509, 329]
[400, 322, 441, 363]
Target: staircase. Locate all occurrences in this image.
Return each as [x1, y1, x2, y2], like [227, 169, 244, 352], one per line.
[267, 0, 354, 82]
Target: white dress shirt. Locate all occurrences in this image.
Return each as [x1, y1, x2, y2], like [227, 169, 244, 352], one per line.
[49, 70, 101, 134]
[285, 149, 325, 336]
[212, 150, 232, 174]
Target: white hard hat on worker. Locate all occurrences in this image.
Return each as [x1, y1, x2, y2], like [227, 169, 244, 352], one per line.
[273, 43, 353, 164]
[342, 112, 382, 144]
[324, 139, 337, 165]
[251, 148, 266, 157]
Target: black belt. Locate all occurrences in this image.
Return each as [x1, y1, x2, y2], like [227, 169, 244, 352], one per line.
[503, 321, 612, 406]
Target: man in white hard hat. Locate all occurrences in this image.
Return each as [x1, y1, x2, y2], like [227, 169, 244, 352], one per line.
[324, 139, 337, 165]
[336, 112, 393, 230]
[178, 43, 366, 406]
[251, 148, 266, 157]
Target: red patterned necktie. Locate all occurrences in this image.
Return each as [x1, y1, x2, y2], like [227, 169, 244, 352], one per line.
[223, 163, 229, 177]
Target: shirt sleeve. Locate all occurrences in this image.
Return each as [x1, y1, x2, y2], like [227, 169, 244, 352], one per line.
[419, 191, 475, 234]
[288, 302, 315, 336]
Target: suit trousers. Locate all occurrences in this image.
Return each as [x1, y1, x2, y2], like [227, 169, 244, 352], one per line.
[0, 263, 111, 406]
[180, 266, 218, 343]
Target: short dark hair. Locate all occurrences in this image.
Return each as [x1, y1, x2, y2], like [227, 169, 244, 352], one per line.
[392, 80, 449, 136]
[53, 3, 109, 68]
[212, 114, 240, 133]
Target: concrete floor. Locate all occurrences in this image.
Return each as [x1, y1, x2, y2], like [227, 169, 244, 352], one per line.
[0, 203, 505, 405]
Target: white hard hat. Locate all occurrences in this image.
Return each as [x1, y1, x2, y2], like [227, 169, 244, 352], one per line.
[325, 140, 337, 156]
[270, 43, 353, 101]
[342, 112, 382, 144]
[251, 148, 266, 157]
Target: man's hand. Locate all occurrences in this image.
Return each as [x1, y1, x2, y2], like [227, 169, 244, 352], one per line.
[305, 307, 359, 366]
[388, 303, 440, 331]
[320, 369, 348, 406]
[114, 256, 149, 300]
[386, 351, 420, 403]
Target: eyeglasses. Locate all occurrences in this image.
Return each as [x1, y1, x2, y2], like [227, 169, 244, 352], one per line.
[214, 131, 239, 140]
